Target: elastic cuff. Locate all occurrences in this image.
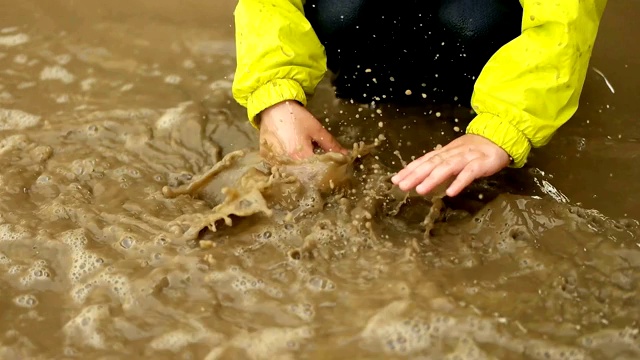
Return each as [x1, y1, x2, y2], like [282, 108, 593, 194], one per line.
[246, 79, 307, 128]
[466, 113, 532, 168]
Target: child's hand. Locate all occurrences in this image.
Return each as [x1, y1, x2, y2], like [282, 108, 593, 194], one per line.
[258, 101, 347, 162]
[391, 134, 511, 197]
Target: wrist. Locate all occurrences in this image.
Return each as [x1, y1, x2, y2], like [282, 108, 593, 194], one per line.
[466, 113, 531, 168]
[247, 79, 307, 128]
[257, 100, 304, 128]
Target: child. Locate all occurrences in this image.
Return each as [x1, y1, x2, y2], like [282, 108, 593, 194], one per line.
[231, 0, 607, 197]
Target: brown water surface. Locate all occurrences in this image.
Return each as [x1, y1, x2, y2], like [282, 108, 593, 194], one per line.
[1, 1, 639, 359]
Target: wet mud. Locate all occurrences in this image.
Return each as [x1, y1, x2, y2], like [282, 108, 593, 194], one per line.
[0, 0, 639, 359]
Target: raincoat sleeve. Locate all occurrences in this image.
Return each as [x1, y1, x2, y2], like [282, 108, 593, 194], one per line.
[232, 0, 327, 127]
[466, 0, 608, 167]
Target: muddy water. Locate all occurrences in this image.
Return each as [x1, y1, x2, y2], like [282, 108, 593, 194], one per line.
[1, 1, 639, 359]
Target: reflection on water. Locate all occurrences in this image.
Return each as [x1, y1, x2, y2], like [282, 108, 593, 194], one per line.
[0, 1, 639, 359]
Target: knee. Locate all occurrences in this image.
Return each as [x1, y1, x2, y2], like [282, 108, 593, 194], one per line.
[437, 0, 521, 43]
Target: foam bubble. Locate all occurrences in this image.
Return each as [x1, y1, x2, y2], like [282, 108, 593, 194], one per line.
[63, 304, 110, 349]
[1, 27, 19, 34]
[62, 229, 88, 249]
[0, 252, 10, 265]
[40, 65, 75, 84]
[155, 102, 191, 130]
[0, 223, 30, 242]
[61, 229, 105, 284]
[579, 327, 640, 356]
[306, 276, 336, 292]
[119, 235, 134, 249]
[71, 271, 133, 306]
[182, 59, 195, 69]
[523, 340, 588, 360]
[8, 265, 24, 274]
[14, 54, 27, 64]
[164, 74, 181, 84]
[209, 79, 232, 92]
[13, 294, 38, 308]
[445, 336, 490, 360]
[80, 78, 96, 91]
[0, 33, 29, 47]
[0, 108, 41, 130]
[55, 54, 72, 65]
[226, 326, 314, 358]
[231, 274, 264, 292]
[289, 303, 315, 322]
[55, 94, 70, 103]
[16, 82, 35, 89]
[19, 259, 51, 285]
[149, 330, 198, 351]
[0, 91, 12, 102]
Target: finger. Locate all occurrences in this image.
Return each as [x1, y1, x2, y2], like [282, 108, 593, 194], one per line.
[402, 149, 444, 172]
[392, 156, 428, 184]
[396, 153, 450, 191]
[313, 127, 347, 154]
[445, 159, 483, 197]
[392, 150, 443, 184]
[415, 155, 467, 195]
[392, 145, 470, 185]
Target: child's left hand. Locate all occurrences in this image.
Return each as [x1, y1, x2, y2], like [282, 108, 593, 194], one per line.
[391, 134, 511, 197]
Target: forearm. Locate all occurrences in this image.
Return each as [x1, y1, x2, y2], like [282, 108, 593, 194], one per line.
[232, 0, 328, 127]
[467, 0, 608, 167]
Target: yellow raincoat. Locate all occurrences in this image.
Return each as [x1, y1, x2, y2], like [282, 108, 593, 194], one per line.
[232, 0, 608, 168]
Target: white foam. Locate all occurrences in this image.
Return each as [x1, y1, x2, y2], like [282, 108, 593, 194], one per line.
[149, 330, 198, 351]
[55, 54, 72, 65]
[224, 326, 314, 358]
[209, 79, 232, 92]
[306, 276, 335, 292]
[1, 27, 19, 34]
[155, 102, 191, 130]
[0, 252, 10, 265]
[16, 82, 36, 89]
[14, 54, 27, 64]
[40, 65, 75, 84]
[0, 223, 29, 242]
[13, 294, 38, 308]
[19, 259, 50, 286]
[81, 78, 96, 91]
[0, 108, 41, 130]
[182, 59, 195, 69]
[289, 303, 315, 322]
[61, 229, 104, 284]
[0, 91, 12, 102]
[0, 33, 29, 47]
[63, 304, 109, 349]
[164, 74, 182, 84]
[55, 94, 70, 103]
[62, 229, 88, 249]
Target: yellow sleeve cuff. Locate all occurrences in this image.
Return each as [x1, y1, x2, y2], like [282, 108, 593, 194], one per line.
[466, 113, 532, 168]
[246, 79, 308, 128]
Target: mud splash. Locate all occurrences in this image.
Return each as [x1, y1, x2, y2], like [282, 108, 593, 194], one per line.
[160, 141, 446, 245]
[0, 0, 639, 359]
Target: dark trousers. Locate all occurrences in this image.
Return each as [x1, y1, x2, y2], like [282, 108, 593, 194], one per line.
[304, 0, 522, 105]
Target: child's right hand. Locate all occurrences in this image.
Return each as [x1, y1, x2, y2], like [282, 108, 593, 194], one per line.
[258, 100, 347, 162]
